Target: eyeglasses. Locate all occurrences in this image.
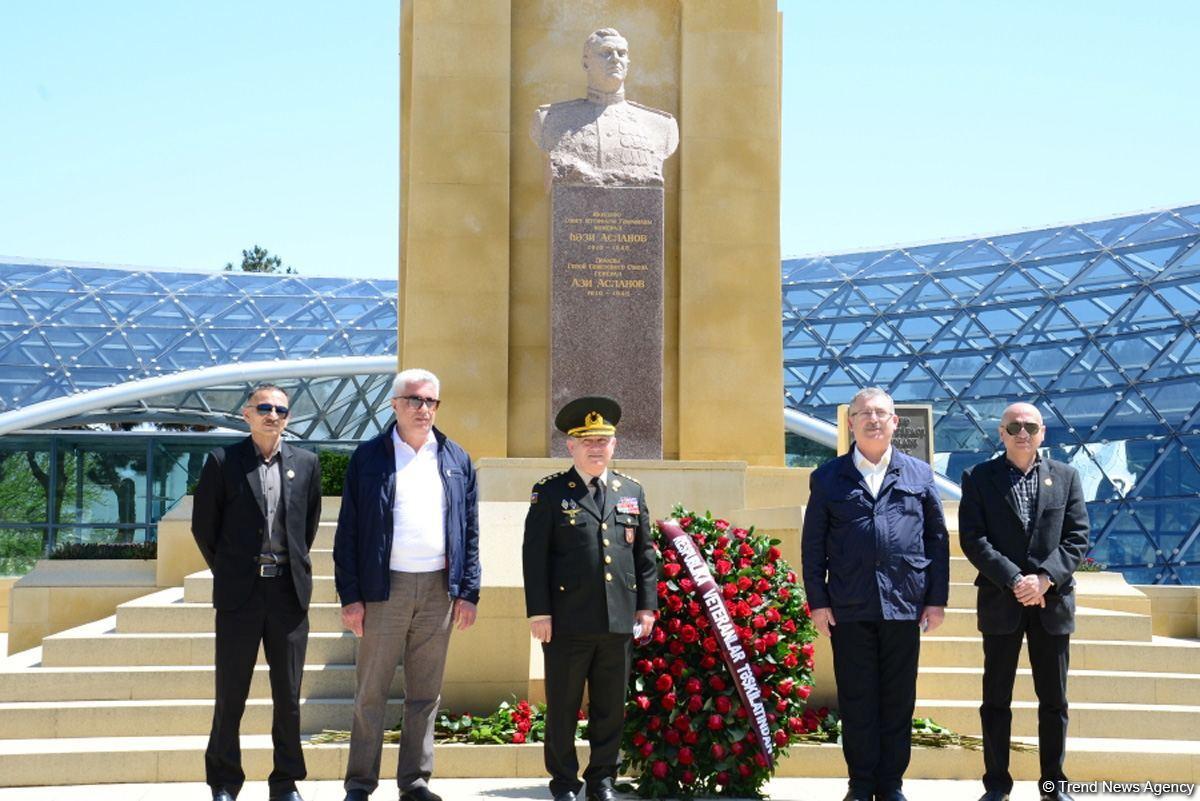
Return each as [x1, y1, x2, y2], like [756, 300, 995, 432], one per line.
[396, 395, 441, 411]
[252, 403, 289, 417]
[1004, 421, 1041, 436]
[851, 408, 894, 419]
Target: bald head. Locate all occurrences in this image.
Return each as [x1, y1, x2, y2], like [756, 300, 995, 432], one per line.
[999, 402, 1044, 471]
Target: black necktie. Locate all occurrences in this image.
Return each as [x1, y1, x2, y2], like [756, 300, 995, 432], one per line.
[591, 476, 605, 510]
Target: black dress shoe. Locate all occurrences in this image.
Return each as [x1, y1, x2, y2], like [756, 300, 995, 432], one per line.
[213, 791, 235, 801]
[587, 786, 618, 801]
[877, 792, 907, 801]
[978, 792, 1010, 801]
[401, 787, 443, 801]
[343, 790, 369, 801]
[553, 793, 576, 801]
[842, 792, 872, 801]
[269, 792, 303, 801]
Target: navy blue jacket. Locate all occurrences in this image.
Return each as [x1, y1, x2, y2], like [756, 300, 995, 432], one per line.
[801, 449, 949, 621]
[332, 424, 481, 607]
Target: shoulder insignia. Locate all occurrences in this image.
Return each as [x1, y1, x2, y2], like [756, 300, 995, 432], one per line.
[536, 470, 565, 486]
[627, 100, 674, 119]
[613, 470, 641, 486]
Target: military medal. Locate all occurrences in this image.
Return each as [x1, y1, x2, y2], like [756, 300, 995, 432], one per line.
[617, 496, 639, 514]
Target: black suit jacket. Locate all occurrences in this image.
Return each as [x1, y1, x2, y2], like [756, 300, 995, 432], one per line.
[958, 455, 1089, 636]
[522, 467, 658, 635]
[192, 437, 322, 611]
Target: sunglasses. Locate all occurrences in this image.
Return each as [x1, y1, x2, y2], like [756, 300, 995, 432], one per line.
[252, 403, 289, 417]
[396, 395, 441, 411]
[1004, 421, 1041, 436]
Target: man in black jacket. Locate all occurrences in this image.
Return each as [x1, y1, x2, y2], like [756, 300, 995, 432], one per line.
[959, 402, 1089, 801]
[192, 384, 322, 801]
[522, 396, 658, 801]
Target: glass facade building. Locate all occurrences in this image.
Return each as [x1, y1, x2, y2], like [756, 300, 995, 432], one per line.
[0, 259, 397, 571]
[783, 204, 1200, 584]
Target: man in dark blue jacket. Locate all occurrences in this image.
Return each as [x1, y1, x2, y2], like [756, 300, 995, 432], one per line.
[333, 368, 481, 801]
[802, 387, 949, 801]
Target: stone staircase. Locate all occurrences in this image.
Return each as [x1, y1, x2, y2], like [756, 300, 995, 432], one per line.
[1, 497, 1199, 787]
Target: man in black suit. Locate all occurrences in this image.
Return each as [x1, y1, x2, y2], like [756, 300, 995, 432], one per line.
[192, 384, 322, 801]
[959, 402, 1089, 801]
[522, 396, 658, 801]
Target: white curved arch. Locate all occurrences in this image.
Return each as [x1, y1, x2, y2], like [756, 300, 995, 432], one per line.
[0, 356, 398, 436]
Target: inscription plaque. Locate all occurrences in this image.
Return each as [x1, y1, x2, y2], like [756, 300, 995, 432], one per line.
[549, 184, 664, 458]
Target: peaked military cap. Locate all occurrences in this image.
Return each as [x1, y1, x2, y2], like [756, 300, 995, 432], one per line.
[555, 396, 621, 438]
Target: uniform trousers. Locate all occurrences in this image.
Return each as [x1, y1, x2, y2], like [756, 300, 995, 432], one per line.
[345, 570, 452, 794]
[206, 571, 309, 796]
[830, 619, 920, 798]
[980, 608, 1070, 793]
[542, 633, 631, 797]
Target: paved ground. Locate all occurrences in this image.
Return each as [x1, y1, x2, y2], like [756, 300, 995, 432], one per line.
[0, 779, 1187, 801]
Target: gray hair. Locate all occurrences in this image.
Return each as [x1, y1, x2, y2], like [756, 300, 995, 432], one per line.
[583, 27, 625, 58]
[849, 386, 893, 413]
[245, 383, 288, 406]
[392, 368, 440, 398]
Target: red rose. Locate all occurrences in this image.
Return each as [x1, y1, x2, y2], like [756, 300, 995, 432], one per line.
[756, 578, 771, 592]
[738, 558, 752, 569]
[787, 716, 803, 733]
[761, 564, 775, 576]
[767, 546, 782, 562]
[682, 769, 696, 785]
[664, 549, 678, 563]
[632, 732, 647, 747]
[655, 674, 674, 692]
[734, 527, 750, 540]
[737, 576, 753, 591]
[778, 586, 791, 599]
[687, 694, 703, 713]
[640, 741, 655, 756]
[678, 516, 694, 529]
[735, 706, 748, 719]
[678, 746, 695, 765]
[652, 627, 667, 644]
[680, 625, 699, 643]
[687, 601, 702, 617]
[774, 729, 789, 746]
[670, 659, 686, 676]
[715, 559, 733, 576]
[748, 592, 763, 607]
[789, 571, 798, 583]
[801, 642, 815, 656]
[666, 595, 683, 612]
[664, 728, 681, 746]
[517, 719, 532, 732]
[651, 760, 670, 779]
[708, 675, 727, 692]
[673, 713, 692, 732]
[716, 771, 731, 786]
[684, 677, 702, 695]
[731, 741, 744, 756]
[783, 654, 799, 668]
[711, 743, 727, 760]
[700, 655, 718, 670]
[753, 638, 767, 654]
[775, 699, 788, 713]
[679, 578, 695, 593]
[512, 732, 526, 744]
[755, 752, 769, 768]
[663, 563, 682, 578]
[660, 692, 677, 710]
[736, 601, 753, 618]
[635, 694, 651, 710]
[765, 607, 781, 623]
[778, 678, 795, 696]
[657, 581, 669, 597]
[706, 714, 724, 731]
[739, 543, 754, 557]
[702, 636, 719, 653]
[636, 659, 653, 675]
[738, 764, 752, 778]
[805, 657, 814, 669]
[667, 640, 685, 655]
[714, 518, 730, 530]
[683, 729, 698, 744]
[647, 715, 662, 731]
[781, 618, 797, 634]
[667, 617, 682, 633]
[722, 583, 738, 599]
[764, 632, 779, 647]
[715, 695, 731, 714]
[752, 614, 767, 629]
[797, 683, 812, 699]
[653, 656, 667, 670]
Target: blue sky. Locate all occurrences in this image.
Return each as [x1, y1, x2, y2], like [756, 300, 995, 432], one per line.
[2, 2, 1197, 279]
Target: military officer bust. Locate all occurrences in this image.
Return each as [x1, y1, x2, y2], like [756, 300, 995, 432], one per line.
[531, 27, 679, 187]
[522, 396, 658, 801]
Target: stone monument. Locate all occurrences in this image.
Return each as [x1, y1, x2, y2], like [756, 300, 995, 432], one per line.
[531, 28, 679, 458]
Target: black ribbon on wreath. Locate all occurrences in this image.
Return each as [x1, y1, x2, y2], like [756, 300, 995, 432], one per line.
[657, 517, 774, 769]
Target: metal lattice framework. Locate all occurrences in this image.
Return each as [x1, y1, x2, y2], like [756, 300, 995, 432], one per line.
[0, 259, 400, 439]
[783, 204, 1200, 584]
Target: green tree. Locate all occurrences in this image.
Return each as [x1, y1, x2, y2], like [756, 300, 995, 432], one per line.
[223, 245, 296, 274]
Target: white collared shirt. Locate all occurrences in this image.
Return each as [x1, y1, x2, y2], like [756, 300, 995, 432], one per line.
[853, 445, 892, 498]
[389, 427, 446, 572]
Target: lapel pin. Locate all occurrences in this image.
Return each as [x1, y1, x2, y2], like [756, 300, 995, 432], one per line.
[612, 479, 621, 490]
[286, 469, 295, 479]
[568, 481, 576, 488]
[1044, 477, 1053, 486]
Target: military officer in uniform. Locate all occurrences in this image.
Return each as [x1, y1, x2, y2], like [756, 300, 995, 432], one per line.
[531, 28, 679, 187]
[523, 397, 658, 801]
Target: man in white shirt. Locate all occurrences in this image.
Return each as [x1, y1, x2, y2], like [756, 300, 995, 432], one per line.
[334, 369, 481, 801]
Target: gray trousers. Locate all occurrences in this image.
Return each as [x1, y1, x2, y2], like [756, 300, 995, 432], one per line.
[345, 570, 453, 794]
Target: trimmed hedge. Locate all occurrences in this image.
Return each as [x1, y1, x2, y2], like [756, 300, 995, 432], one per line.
[49, 541, 157, 560]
